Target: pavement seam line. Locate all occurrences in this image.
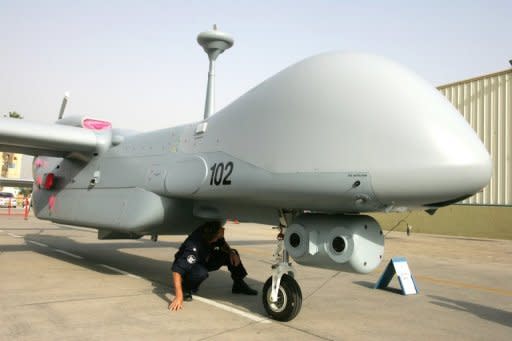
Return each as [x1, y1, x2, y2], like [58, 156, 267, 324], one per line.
[191, 295, 271, 324]
[197, 321, 264, 340]
[27, 240, 48, 247]
[99, 264, 142, 279]
[280, 323, 334, 341]
[57, 224, 97, 233]
[7, 232, 22, 238]
[16, 292, 152, 307]
[54, 249, 84, 259]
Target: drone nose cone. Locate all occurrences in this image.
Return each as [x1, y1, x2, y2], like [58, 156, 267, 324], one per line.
[206, 51, 492, 209]
[372, 99, 492, 208]
[422, 130, 492, 207]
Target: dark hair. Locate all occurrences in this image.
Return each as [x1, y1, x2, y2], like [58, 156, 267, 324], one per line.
[199, 221, 223, 242]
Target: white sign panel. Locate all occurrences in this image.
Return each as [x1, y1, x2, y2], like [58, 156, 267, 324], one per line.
[393, 260, 417, 295]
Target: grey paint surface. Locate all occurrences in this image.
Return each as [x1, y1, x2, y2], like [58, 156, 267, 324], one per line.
[284, 214, 384, 273]
[196, 53, 491, 208]
[0, 118, 100, 155]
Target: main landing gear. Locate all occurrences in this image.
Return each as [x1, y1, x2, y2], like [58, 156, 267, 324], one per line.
[262, 220, 302, 322]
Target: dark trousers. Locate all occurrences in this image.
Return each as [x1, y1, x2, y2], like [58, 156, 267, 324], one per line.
[185, 250, 248, 292]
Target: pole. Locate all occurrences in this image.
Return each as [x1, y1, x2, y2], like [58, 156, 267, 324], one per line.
[204, 59, 215, 120]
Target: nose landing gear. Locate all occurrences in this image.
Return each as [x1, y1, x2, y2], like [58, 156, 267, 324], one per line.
[262, 221, 303, 321]
[262, 273, 302, 322]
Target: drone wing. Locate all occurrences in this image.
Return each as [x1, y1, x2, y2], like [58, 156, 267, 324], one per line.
[0, 116, 111, 157]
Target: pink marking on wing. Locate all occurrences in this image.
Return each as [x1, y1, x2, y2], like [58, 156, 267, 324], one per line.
[36, 175, 43, 185]
[82, 118, 112, 130]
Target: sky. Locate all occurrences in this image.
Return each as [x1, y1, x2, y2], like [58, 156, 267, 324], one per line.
[1, 0, 511, 132]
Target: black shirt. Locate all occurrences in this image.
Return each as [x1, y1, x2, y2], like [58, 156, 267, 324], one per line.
[171, 227, 227, 276]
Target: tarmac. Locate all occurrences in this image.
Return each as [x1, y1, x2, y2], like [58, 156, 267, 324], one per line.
[1, 210, 511, 340]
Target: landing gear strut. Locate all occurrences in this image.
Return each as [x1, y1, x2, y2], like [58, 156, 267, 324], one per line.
[262, 213, 302, 321]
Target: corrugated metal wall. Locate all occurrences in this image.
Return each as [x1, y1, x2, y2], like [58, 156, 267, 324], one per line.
[438, 69, 512, 206]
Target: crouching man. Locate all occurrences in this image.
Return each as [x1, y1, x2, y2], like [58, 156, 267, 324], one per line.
[169, 221, 258, 311]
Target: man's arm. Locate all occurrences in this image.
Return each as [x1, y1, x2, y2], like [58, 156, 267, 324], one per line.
[169, 272, 184, 311]
[218, 239, 241, 267]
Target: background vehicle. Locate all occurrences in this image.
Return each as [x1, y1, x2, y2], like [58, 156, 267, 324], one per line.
[0, 192, 17, 208]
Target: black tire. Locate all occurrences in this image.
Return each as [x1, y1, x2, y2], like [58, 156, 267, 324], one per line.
[262, 274, 302, 321]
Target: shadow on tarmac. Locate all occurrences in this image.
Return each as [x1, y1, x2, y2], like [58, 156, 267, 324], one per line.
[3, 234, 267, 316]
[429, 295, 512, 328]
[353, 280, 404, 295]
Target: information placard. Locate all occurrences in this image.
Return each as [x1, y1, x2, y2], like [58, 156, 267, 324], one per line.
[374, 257, 419, 295]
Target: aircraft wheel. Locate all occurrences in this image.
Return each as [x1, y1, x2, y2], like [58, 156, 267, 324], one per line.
[262, 274, 302, 321]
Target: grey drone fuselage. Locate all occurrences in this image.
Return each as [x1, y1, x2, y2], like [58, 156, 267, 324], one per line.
[1, 52, 491, 275]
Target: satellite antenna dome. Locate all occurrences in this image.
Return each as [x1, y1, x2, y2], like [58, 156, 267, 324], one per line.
[197, 25, 234, 120]
[197, 25, 234, 61]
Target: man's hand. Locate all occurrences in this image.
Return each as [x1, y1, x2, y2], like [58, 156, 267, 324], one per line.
[169, 296, 183, 311]
[230, 250, 241, 267]
[170, 271, 184, 311]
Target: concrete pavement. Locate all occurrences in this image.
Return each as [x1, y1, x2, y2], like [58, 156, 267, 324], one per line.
[1, 214, 511, 340]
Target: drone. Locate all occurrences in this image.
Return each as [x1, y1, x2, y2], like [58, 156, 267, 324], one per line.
[0, 26, 491, 321]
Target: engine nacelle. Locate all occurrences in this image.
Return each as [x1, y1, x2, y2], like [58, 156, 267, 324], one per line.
[284, 214, 384, 273]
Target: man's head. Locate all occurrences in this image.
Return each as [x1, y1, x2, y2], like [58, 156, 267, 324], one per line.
[200, 221, 225, 243]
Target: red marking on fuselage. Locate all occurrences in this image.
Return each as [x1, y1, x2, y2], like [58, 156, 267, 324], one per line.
[48, 195, 56, 212]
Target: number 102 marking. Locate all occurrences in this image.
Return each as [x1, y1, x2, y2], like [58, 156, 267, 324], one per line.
[210, 162, 234, 186]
